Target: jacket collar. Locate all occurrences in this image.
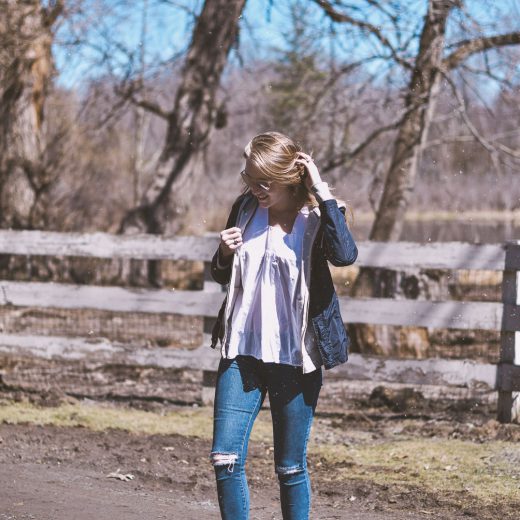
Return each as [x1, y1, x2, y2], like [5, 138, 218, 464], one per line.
[236, 192, 345, 232]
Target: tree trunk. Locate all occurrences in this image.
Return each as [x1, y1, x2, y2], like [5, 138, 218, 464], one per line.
[0, 0, 61, 229]
[350, 0, 455, 355]
[118, 0, 246, 286]
[370, 1, 454, 242]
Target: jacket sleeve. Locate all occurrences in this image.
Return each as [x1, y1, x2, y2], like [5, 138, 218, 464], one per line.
[318, 199, 358, 267]
[210, 194, 245, 285]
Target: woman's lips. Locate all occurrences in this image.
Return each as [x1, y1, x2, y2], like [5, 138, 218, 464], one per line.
[257, 194, 268, 201]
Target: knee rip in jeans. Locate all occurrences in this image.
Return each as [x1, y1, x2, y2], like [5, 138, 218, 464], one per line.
[275, 464, 304, 476]
[210, 452, 238, 473]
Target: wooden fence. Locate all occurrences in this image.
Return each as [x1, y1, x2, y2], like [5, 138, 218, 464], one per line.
[0, 230, 518, 422]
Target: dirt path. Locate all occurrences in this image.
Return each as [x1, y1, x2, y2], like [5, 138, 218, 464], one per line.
[0, 424, 412, 520]
[1, 398, 519, 520]
[0, 461, 414, 520]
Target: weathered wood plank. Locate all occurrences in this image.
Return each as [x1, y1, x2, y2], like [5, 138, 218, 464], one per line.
[503, 241, 520, 272]
[0, 230, 219, 261]
[356, 241, 508, 270]
[0, 230, 511, 270]
[1, 351, 497, 407]
[0, 280, 224, 317]
[497, 364, 520, 392]
[0, 334, 220, 370]
[0, 334, 497, 390]
[499, 267, 520, 363]
[329, 353, 497, 390]
[340, 298, 510, 331]
[1, 280, 514, 331]
[497, 242, 520, 423]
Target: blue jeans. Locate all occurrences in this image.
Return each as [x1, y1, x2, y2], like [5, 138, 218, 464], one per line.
[210, 355, 322, 520]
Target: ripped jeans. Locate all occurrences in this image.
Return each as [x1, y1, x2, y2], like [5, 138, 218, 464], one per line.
[209, 355, 322, 520]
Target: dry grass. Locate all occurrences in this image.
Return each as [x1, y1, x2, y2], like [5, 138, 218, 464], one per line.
[315, 440, 520, 506]
[0, 399, 272, 442]
[1, 399, 519, 510]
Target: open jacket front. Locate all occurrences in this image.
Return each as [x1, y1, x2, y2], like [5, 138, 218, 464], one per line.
[210, 192, 358, 371]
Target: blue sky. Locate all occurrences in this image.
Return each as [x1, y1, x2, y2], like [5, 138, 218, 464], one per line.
[54, 0, 290, 89]
[53, 0, 421, 88]
[53, 0, 519, 95]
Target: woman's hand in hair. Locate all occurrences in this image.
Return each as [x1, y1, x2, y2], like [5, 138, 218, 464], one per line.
[295, 152, 322, 191]
[219, 226, 243, 257]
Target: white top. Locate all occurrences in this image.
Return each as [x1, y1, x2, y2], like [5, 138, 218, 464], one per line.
[225, 204, 320, 372]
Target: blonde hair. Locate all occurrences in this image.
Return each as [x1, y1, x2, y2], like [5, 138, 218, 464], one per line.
[242, 131, 318, 209]
[242, 131, 354, 226]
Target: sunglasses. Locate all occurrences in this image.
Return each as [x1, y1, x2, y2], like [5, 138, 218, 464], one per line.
[240, 169, 273, 192]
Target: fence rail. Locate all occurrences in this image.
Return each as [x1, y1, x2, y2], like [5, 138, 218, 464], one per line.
[0, 280, 513, 331]
[0, 230, 518, 422]
[0, 229, 513, 268]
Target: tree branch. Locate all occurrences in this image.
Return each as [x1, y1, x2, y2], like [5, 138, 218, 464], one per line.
[443, 31, 520, 70]
[43, 0, 64, 28]
[129, 96, 170, 120]
[312, 0, 413, 70]
[114, 80, 171, 120]
[322, 115, 404, 172]
[442, 72, 520, 173]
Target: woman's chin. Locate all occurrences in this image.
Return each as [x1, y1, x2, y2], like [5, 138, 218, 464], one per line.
[256, 196, 270, 205]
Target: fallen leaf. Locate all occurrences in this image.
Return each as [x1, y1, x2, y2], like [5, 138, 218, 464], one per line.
[106, 468, 135, 481]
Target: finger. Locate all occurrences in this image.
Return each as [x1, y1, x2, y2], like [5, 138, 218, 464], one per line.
[225, 233, 242, 242]
[296, 158, 313, 167]
[221, 228, 242, 239]
[224, 231, 242, 241]
[226, 238, 242, 248]
[225, 231, 242, 241]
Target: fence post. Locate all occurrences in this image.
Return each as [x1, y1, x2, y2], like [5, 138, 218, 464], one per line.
[497, 240, 520, 423]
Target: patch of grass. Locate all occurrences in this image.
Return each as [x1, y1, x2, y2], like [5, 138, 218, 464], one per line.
[314, 439, 520, 506]
[0, 400, 273, 441]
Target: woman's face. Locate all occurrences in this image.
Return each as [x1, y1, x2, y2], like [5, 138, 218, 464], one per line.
[243, 159, 296, 210]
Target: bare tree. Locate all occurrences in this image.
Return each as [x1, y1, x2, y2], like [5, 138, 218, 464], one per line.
[55, 0, 245, 283]
[313, 0, 520, 354]
[0, 0, 63, 229]
[118, 0, 247, 238]
[315, 0, 520, 240]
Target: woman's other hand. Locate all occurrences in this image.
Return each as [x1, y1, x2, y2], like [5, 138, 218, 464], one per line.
[295, 152, 322, 191]
[219, 226, 243, 257]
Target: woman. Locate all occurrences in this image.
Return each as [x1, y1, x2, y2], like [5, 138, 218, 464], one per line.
[209, 131, 358, 520]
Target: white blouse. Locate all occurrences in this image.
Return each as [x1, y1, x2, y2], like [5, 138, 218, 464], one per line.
[225, 203, 320, 372]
